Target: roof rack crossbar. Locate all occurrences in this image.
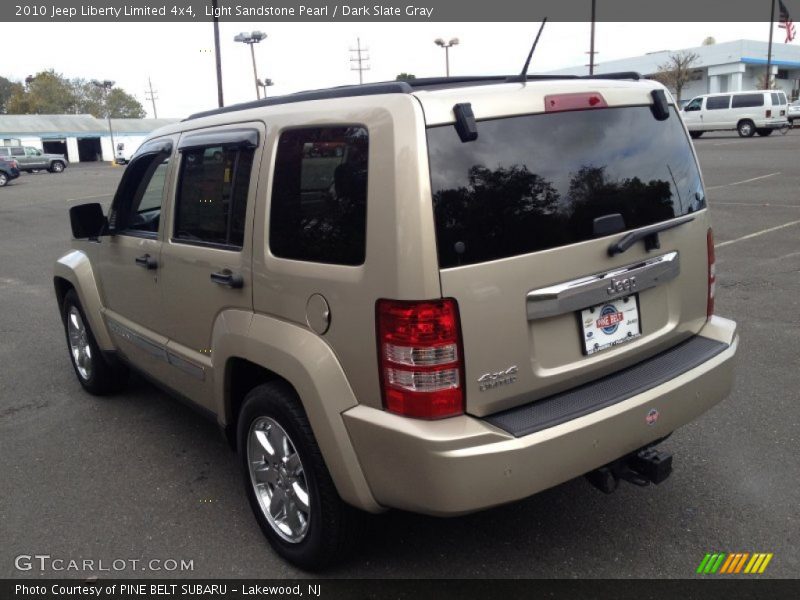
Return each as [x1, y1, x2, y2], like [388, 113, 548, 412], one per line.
[580, 71, 642, 81]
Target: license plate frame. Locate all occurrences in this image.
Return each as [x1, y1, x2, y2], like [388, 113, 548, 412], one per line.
[580, 295, 641, 355]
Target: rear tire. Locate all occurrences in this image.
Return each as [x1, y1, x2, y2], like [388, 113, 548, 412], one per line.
[689, 131, 704, 139]
[0, 173, 7, 187]
[737, 120, 756, 137]
[756, 129, 773, 137]
[237, 381, 360, 570]
[50, 161, 65, 173]
[62, 289, 128, 395]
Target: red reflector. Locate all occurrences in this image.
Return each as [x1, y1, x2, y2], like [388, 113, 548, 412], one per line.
[707, 228, 716, 319]
[544, 92, 608, 113]
[376, 299, 465, 419]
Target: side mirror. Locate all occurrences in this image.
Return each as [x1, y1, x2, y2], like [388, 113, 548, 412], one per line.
[70, 203, 106, 239]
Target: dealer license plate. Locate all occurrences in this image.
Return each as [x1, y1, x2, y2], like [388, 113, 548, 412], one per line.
[580, 295, 641, 355]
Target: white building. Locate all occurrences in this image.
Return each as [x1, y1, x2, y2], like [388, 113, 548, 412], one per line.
[546, 39, 800, 101]
[0, 114, 179, 162]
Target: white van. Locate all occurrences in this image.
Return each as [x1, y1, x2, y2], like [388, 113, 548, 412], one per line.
[681, 90, 788, 138]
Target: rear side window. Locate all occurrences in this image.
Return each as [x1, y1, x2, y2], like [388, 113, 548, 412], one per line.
[731, 94, 764, 108]
[269, 126, 368, 265]
[706, 96, 730, 110]
[771, 92, 781, 105]
[428, 106, 705, 268]
[10, 147, 24, 156]
[173, 145, 254, 248]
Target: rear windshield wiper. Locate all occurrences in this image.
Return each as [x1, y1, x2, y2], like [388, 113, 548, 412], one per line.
[608, 214, 694, 256]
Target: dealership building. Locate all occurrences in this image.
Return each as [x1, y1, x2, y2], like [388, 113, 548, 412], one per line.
[0, 114, 179, 163]
[547, 39, 800, 101]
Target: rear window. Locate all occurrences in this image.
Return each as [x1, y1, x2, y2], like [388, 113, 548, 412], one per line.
[428, 106, 705, 268]
[706, 96, 730, 110]
[731, 94, 764, 108]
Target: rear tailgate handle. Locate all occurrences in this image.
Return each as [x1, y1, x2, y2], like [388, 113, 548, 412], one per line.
[526, 251, 680, 320]
[210, 270, 244, 289]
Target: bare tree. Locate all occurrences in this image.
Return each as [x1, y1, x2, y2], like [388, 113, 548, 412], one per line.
[651, 51, 700, 102]
[702, 36, 716, 45]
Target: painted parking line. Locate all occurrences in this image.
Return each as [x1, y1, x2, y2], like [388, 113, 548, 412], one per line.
[716, 219, 800, 249]
[706, 172, 780, 190]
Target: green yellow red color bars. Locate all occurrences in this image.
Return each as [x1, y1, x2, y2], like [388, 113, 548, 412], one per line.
[696, 552, 773, 574]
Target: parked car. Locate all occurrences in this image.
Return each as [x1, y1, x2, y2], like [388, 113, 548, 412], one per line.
[55, 75, 738, 569]
[0, 157, 21, 186]
[681, 90, 789, 137]
[0, 145, 68, 172]
[788, 99, 800, 124]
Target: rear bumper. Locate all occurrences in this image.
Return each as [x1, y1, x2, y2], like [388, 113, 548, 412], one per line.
[761, 120, 789, 129]
[343, 316, 737, 516]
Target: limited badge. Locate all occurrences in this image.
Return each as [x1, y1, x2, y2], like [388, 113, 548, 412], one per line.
[646, 408, 660, 426]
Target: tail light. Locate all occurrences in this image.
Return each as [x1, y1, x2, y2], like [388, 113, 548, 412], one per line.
[707, 228, 716, 318]
[544, 92, 607, 113]
[766, 109, 772, 118]
[376, 299, 465, 419]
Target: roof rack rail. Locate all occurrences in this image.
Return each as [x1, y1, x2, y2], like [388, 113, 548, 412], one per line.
[185, 72, 644, 121]
[186, 81, 413, 120]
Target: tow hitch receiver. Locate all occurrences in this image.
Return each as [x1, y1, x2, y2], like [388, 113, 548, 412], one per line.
[585, 447, 673, 494]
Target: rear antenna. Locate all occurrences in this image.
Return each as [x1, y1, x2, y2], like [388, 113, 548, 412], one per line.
[507, 18, 548, 83]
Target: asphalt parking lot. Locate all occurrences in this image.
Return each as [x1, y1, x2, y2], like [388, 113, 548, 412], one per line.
[1, 131, 799, 579]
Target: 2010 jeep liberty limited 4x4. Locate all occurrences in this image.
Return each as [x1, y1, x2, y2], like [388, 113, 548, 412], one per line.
[55, 74, 738, 569]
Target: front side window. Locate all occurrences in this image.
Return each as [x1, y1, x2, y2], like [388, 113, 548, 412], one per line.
[684, 98, 702, 111]
[173, 145, 254, 248]
[731, 94, 764, 108]
[771, 92, 781, 105]
[269, 126, 368, 265]
[706, 96, 730, 110]
[428, 106, 705, 268]
[108, 151, 170, 236]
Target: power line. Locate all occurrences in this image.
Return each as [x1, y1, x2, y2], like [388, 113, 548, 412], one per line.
[145, 77, 159, 118]
[349, 37, 370, 85]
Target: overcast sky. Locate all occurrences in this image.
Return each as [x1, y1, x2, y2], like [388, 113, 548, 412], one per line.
[2, 21, 782, 118]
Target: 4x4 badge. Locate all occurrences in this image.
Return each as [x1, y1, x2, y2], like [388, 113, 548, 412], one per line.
[477, 366, 519, 392]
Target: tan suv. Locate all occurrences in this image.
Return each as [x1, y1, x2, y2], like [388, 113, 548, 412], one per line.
[54, 75, 738, 569]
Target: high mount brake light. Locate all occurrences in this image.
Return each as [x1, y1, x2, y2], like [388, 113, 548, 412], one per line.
[376, 299, 465, 419]
[544, 92, 608, 113]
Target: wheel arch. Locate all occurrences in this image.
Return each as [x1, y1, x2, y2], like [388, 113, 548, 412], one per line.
[213, 310, 382, 513]
[54, 250, 113, 350]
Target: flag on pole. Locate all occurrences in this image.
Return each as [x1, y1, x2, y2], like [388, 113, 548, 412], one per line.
[779, 0, 796, 42]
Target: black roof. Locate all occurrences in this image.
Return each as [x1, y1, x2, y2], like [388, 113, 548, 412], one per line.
[185, 72, 642, 121]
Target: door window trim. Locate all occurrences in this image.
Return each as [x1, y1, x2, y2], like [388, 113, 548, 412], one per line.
[170, 135, 256, 251]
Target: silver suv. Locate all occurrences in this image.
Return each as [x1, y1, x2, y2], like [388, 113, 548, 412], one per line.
[55, 75, 738, 569]
[0, 145, 68, 172]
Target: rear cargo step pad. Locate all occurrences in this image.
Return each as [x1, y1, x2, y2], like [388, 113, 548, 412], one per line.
[483, 336, 728, 438]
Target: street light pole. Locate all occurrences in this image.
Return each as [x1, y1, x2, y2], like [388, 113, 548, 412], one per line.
[234, 31, 267, 100]
[91, 79, 116, 164]
[434, 37, 460, 77]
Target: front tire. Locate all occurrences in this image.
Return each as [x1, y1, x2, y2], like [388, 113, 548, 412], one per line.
[62, 289, 128, 395]
[756, 128, 773, 136]
[50, 161, 65, 173]
[237, 381, 359, 570]
[689, 131, 704, 139]
[0, 173, 7, 187]
[737, 120, 756, 137]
